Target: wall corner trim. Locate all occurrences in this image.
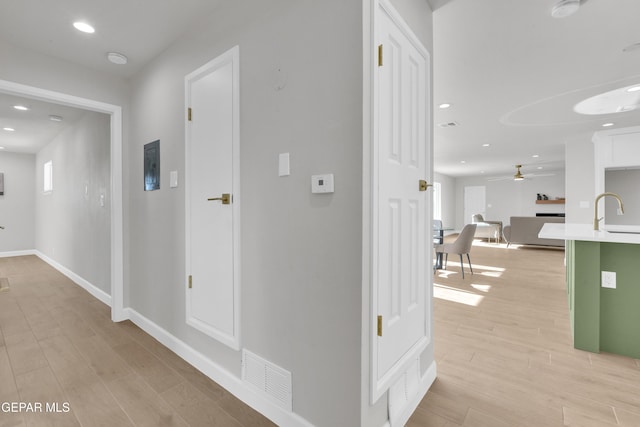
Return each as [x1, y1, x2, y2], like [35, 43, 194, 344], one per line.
[126, 308, 314, 427]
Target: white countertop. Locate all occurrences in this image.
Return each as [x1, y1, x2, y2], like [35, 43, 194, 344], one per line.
[539, 223, 640, 244]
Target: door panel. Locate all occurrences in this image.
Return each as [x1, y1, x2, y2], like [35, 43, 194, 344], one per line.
[372, 1, 431, 400]
[185, 46, 240, 350]
[464, 186, 486, 224]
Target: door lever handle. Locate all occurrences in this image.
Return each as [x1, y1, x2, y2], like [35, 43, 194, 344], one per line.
[207, 193, 231, 205]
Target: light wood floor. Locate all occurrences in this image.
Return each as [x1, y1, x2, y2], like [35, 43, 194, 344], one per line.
[408, 238, 640, 427]
[3, 245, 640, 426]
[0, 255, 275, 427]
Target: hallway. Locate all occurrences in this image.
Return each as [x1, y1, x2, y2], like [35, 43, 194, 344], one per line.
[0, 255, 274, 427]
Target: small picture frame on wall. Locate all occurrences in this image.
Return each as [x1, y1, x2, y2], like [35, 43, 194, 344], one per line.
[144, 140, 160, 191]
[0, 172, 4, 195]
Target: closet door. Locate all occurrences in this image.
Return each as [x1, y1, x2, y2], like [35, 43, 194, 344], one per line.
[185, 46, 241, 350]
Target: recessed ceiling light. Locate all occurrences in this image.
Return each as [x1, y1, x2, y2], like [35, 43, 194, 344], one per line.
[537, 166, 543, 170]
[439, 103, 451, 109]
[13, 105, 29, 111]
[532, 154, 539, 158]
[602, 122, 615, 127]
[107, 52, 128, 65]
[73, 22, 95, 34]
[482, 143, 490, 147]
[460, 160, 466, 164]
[627, 86, 640, 93]
[49, 115, 63, 122]
[3, 127, 15, 132]
[0, 147, 5, 150]
[480, 171, 485, 174]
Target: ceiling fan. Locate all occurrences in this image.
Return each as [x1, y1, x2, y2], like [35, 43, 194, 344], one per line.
[486, 164, 556, 182]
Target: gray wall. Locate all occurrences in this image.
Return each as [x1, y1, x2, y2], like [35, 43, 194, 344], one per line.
[455, 172, 566, 230]
[0, 152, 35, 252]
[128, 1, 363, 425]
[565, 136, 595, 224]
[35, 112, 111, 293]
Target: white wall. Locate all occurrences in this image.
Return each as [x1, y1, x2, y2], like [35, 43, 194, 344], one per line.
[455, 172, 566, 230]
[565, 136, 595, 224]
[0, 4, 434, 425]
[35, 112, 111, 294]
[0, 39, 130, 297]
[128, 1, 364, 425]
[0, 152, 35, 252]
[434, 171, 455, 228]
[605, 169, 640, 224]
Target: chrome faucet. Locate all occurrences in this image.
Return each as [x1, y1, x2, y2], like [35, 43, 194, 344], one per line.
[594, 192, 624, 231]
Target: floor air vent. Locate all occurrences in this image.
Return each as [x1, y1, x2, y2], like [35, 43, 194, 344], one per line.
[242, 349, 292, 411]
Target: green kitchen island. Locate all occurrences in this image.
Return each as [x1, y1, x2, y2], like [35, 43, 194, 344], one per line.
[540, 223, 640, 358]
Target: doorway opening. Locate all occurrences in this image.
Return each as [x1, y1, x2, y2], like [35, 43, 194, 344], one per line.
[0, 79, 125, 321]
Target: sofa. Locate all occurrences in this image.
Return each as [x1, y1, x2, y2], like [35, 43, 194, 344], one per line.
[503, 216, 565, 247]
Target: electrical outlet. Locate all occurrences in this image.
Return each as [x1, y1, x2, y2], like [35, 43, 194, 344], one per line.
[601, 271, 616, 289]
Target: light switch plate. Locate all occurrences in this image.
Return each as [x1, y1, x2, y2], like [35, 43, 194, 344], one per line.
[311, 174, 334, 193]
[170, 170, 178, 188]
[279, 153, 290, 177]
[602, 271, 616, 289]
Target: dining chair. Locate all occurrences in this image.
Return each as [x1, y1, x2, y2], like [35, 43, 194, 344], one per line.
[434, 223, 477, 278]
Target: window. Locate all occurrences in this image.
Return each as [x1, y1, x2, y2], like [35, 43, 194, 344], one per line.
[433, 181, 442, 220]
[43, 160, 53, 193]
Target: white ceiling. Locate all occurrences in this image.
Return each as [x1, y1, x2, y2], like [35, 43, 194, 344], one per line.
[0, 0, 225, 153]
[0, 0, 224, 78]
[1, 0, 639, 172]
[0, 94, 88, 153]
[434, 0, 640, 178]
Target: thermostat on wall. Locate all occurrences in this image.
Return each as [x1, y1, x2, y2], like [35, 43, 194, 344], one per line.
[311, 174, 334, 194]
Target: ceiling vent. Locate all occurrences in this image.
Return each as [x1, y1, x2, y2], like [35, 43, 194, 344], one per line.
[438, 121, 458, 128]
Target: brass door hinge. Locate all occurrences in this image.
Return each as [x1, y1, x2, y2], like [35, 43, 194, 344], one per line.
[188, 108, 192, 122]
[378, 44, 383, 67]
[377, 315, 383, 337]
[188, 275, 192, 289]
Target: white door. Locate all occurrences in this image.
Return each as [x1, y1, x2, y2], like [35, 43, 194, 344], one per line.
[464, 186, 486, 224]
[372, 1, 431, 401]
[185, 46, 240, 350]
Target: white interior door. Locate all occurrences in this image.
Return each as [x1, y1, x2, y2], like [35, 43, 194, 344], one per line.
[185, 46, 240, 350]
[464, 186, 486, 224]
[372, 0, 431, 401]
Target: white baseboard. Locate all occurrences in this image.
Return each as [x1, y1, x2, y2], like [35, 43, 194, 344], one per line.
[0, 249, 37, 258]
[34, 250, 111, 307]
[26, 250, 311, 425]
[126, 308, 314, 427]
[384, 361, 437, 427]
